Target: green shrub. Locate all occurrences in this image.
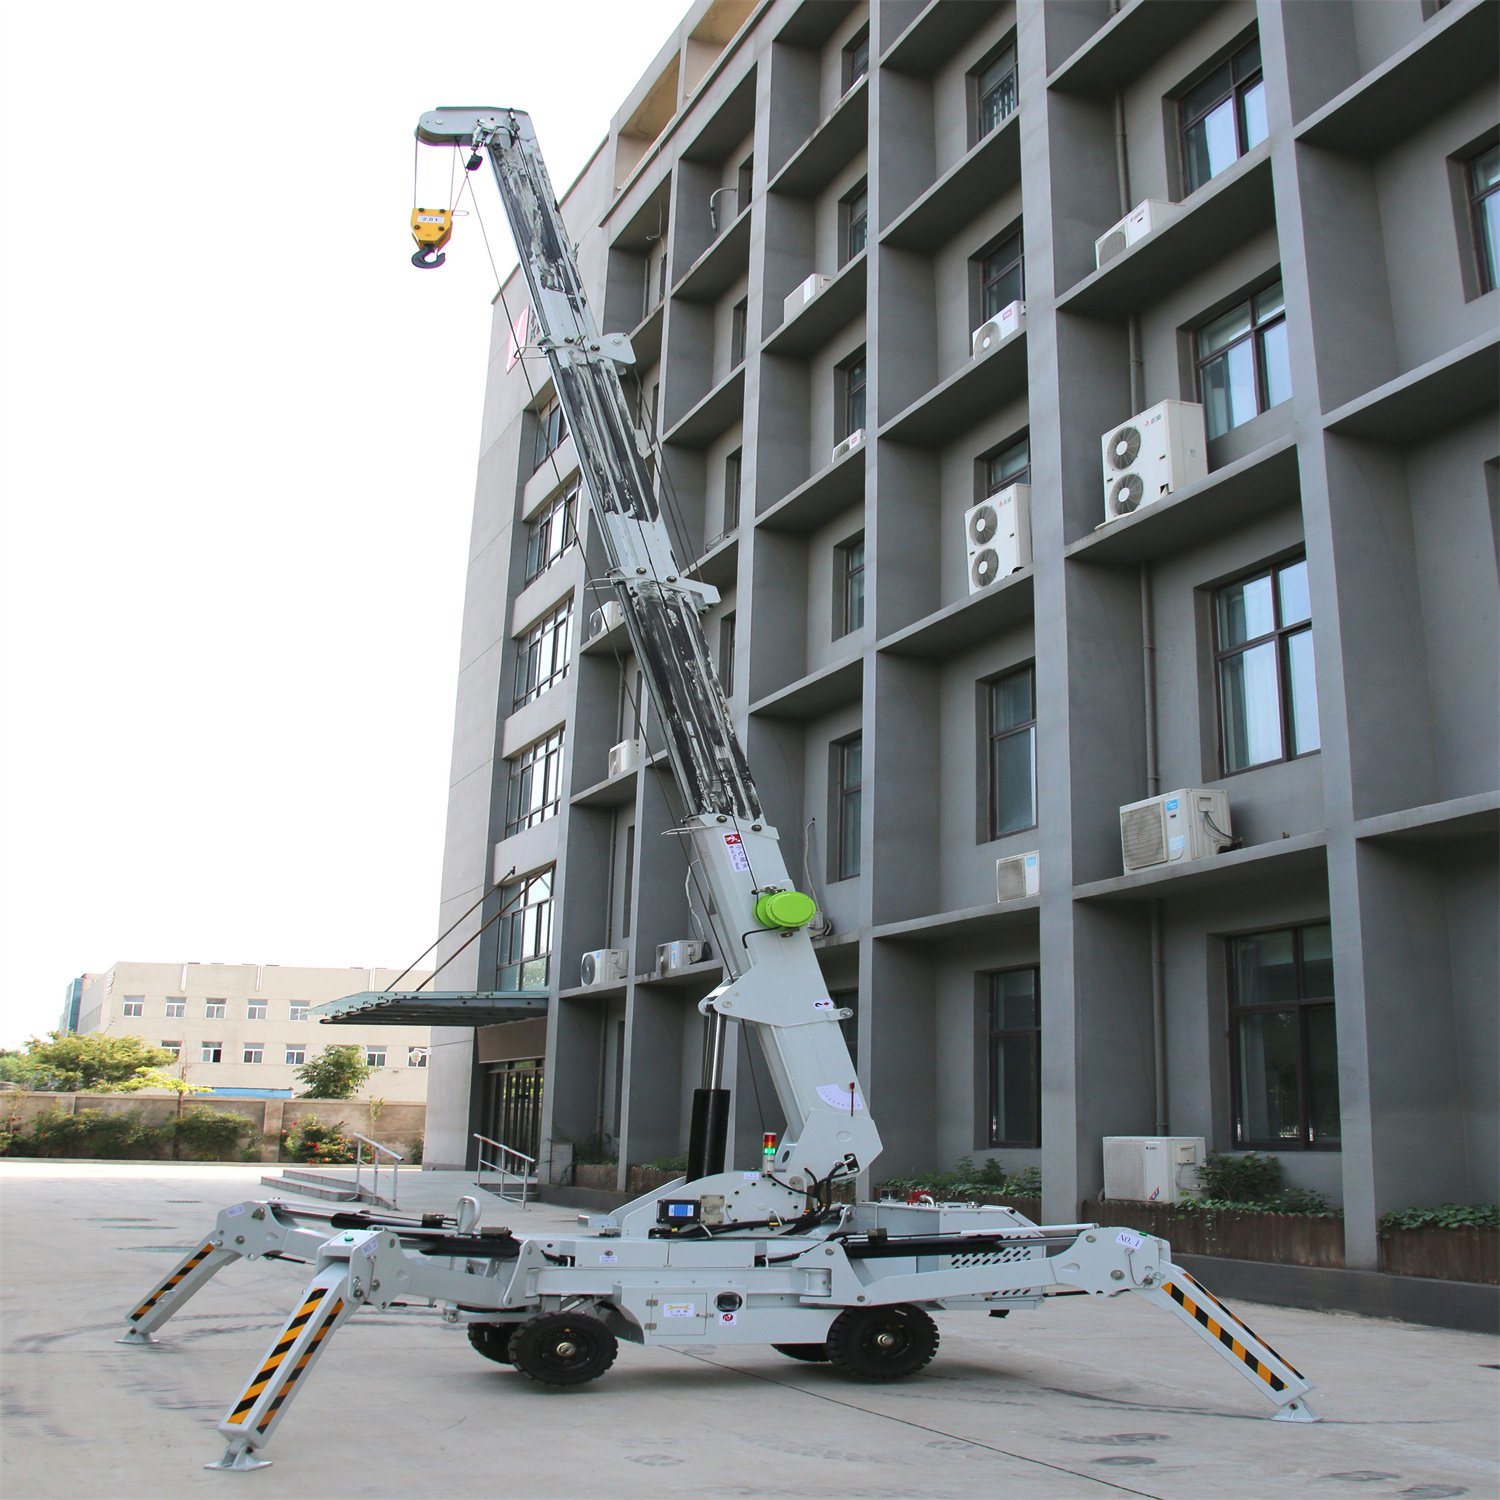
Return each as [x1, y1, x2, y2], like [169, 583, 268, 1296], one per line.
[642, 1155, 689, 1173]
[1379, 1203, 1499, 1232]
[406, 1134, 424, 1165]
[22, 1107, 162, 1159]
[1197, 1150, 1283, 1203]
[282, 1115, 359, 1165]
[170, 1107, 252, 1161]
[878, 1156, 1040, 1201]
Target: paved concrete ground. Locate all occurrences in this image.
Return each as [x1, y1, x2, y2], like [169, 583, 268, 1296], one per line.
[1, 1161, 1495, 1500]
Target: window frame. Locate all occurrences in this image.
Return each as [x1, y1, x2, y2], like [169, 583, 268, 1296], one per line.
[983, 435, 1031, 496]
[978, 231, 1025, 323]
[730, 297, 749, 368]
[722, 448, 742, 536]
[505, 727, 567, 837]
[1212, 553, 1319, 775]
[833, 734, 863, 881]
[242, 1043, 264, 1065]
[1227, 922, 1339, 1151]
[842, 25, 870, 92]
[365, 1046, 388, 1069]
[512, 599, 574, 710]
[408, 1046, 429, 1069]
[986, 663, 1038, 839]
[161, 1040, 181, 1059]
[986, 966, 1041, 1149]
[836, 532, 866, 638]
[122, 996, 144, 1017]
[718, 611, 737, 698]
[1468, 143, 1500, 295]
[201, 1041, 223, 1064]
[523, 485, 579, 585]
[838, 351, 867, 441]
[205, 999, 226, 1021]
[840, 182, 868, 266]
[289, 1003, 309, 1023]
[246, 1001, 267, 1021]
[1178, 36, 1266, 196]
[531, 396, 568, 472]
[165, 998, 185, 1018]
[1193, 278, 1289, 439]
[495, 867, 555, 992]
[285, 1045, 306, 1066]
[971, 40, 1019, 145]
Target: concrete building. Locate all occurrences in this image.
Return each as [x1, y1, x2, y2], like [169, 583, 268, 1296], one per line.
[73, 962, 434, 1102]
[424, 0, 1499, 1270]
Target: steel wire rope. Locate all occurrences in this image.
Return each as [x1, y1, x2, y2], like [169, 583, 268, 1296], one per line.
[456, 155, 735, 979]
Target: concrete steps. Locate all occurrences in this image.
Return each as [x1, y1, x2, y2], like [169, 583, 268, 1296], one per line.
[259, 1169, 360, 1204]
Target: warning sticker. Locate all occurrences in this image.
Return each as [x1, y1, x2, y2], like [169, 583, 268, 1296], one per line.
[1116, 1230, 1144, 1251]
[598, 1250, 619, 1265]
[813, 998, 834, 1010]
[816, 1083, 864, 1111]
[662, 1301, 697, 1319]
[723, 833, 750, 872]
[717, 1311, 738, 1326]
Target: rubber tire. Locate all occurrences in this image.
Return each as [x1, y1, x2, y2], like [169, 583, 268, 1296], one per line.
[509, 1312, 619, 1388]
[772, 1343, 831, 1363]
[825, 1305, 939, 1382]
[467, 1322, 516, 1365]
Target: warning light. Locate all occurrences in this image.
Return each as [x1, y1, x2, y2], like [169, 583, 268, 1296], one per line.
[762, 1132, 778, 1160]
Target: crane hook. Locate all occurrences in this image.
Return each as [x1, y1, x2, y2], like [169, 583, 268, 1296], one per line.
[410, 207, 454, 270]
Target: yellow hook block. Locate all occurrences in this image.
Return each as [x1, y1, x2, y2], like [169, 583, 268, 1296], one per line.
[410, 207, 453, 268]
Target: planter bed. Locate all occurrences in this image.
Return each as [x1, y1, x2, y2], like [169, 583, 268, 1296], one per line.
[1378, 1227, 1498, 1285]
[1084, 1198, 1345, 1269]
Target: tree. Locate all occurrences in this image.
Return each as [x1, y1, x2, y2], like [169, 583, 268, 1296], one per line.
[295, 1044, 372, 1100]
[16, 1033, 175, 1092]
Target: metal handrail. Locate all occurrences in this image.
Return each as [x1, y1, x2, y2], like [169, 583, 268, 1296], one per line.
[473, 1133, 536, 1206]
[351, 1132, 405, 1208]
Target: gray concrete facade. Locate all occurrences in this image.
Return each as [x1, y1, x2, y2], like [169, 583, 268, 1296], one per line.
[426, 0, 1499, 1272]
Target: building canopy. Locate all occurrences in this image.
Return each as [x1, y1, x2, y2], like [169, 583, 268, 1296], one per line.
[313, 990, 548, 1028]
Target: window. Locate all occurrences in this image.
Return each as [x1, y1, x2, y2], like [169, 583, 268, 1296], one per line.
[243, 1043, 263, 1064]
[285, 1045, 306, 1066]
[621, 824, 636, 939]
[843, 26, 870, 91]
[247, 1002, 267, 1021]
[718, 612, 736, 697]
[834, 735, 863, 880]
[987, 968, 1040, 1148]
[737, 155, 754, 211]
[841, 184, 868, 264]
[829, 988, 858, 1068]
[836, 534, 866, 636]
[201, 1041, 223, 1063]
[973, 43, 1018, 142]
[495, 868, 554, 991]
[205, 999, 226, 1020]
[1180, 37, 1266, 195]
[161, 1041, 181, 1059]
[1468, 144, 1500, 294]
[730, 297, 748, 368]
[505, 728, 566, 836]
[838, 353, 867, 440]
[985, 436, 1030, 494]
[408, 1046, 429, 1069]
[524, 486, 578, 584]
[723, 449, 742, 534]
[1228, 924, 1339, 1149]
[289, 1003, 309, 1023]
[1195, 281, 1290, 439]
[987, 665, 1037, 838]
[365, 1046, 387, 1069]
[1421, 0, 1452, 17]
[979, 232, 1024, 321]
[532, 396, 567, 471]
[1214, 555, 1319, 773]
[122, 996, 144, 1017]
[513, 599, 574, 709]
[165, 999, 185, 1018]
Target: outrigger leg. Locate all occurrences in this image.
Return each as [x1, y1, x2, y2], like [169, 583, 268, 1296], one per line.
[118, 1236, 240, 1345]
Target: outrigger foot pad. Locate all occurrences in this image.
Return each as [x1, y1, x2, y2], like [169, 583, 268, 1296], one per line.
[115, 1327, 157, 1346]
[206, 1442, 271, 1472]
[1271, 1398, 1320, 1422]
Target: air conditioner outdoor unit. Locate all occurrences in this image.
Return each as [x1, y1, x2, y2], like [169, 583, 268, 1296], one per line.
[996, 850, 1039, 902]
[964, 483, 1032, 594]
[580, 949, 629, 988]
[971, 300, 1026, 357]
[1100, 400, 1207, 522]
[1103, 1136, 1205, 1205]
[1094, 200, 1178, 268]
[832, 428, 865, 465]
[783, 273, 831, 324]
[656, 939, 708, 974]
[607, 739, 641, 779]
[588, 601, 624, 640]
[1119, 788, 1232, 873]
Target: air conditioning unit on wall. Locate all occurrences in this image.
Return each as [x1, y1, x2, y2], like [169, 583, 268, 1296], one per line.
[971, 300, 1025, 357]
[964, 484, 1032, 594]
[1094, 200, 1178, 268]
[1103, 1136, 1205, 1204]
[996, 850, 1039, 901]
[783, 273, 831, 324]
[1119, 788, 1232, 873]
[832, 428, 865, 465]
[580, 949, 629, 988]
[656, 940, 707, 974]
[608, 739, 641, 779]
[1100, 400, 1207, 522]
[589, 601, 624, 640]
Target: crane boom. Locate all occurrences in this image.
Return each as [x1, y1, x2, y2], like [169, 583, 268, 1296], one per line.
[416, 106, 882, 1204]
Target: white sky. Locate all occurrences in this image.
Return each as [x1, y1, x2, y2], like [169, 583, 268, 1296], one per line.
[0, 0, 690, 1047]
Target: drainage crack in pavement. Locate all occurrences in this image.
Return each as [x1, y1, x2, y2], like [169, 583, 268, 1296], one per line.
[673, 1351, 1166, 1499]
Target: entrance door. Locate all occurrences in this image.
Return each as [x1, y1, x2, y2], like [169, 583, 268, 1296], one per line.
[483, 1058, 543, 1160]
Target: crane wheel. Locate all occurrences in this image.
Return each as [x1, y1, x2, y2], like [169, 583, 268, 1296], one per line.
[825, 1305, 939, 1382]
[467, 1322, 517, 1365]
[772, 1343, 830, 1363]
[509, 1311, 618, 1387]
